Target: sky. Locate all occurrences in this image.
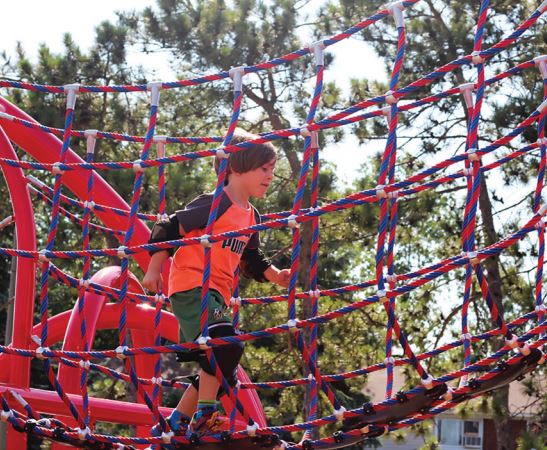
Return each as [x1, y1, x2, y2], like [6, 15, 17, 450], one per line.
[0, 0, 387, 184]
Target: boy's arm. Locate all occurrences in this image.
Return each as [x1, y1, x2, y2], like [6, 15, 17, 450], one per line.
[264, 265, 290, 288]
[240, 246, 290, 288]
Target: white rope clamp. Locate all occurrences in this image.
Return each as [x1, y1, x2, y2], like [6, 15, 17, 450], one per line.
[471, 51, 484, 65]
[38, 250, 50, 263]
[154, 293, 166, 306]
[0, 410, 13, 422]
[197, 336, 211, 350]
[156, 213, 169, 223]
[377, 290, 389, 303]
[535, 304, 546, 313]
[287, 214, 299, 229]
[534, 55, 547, 79]
[421, 374, 434, 389]
[230, 296, 241, 306]
[200, 234, 212, 248]
[518, 343, 531, 356]
[384, 356, 395, 365]
[384, 90, 397, 105]
[466, 251, 479, 265]
[461, 333, 472, 341]
[154, 135, 167, 158]
[117, 246, 128, 259]
[443, 386, 455, 401]
[538, 137, 547, 148]
[64, 83, 80, 110]
[115, 345, 129, 359]
[132, 159, 145, 173]
[385, 273, 397, 283]
[52, 161, 64, 175]
[79, 278, 90, 288]
[308, 289, 320, 299]
[467, 148, 480, 162]
[147, 81, 162, 107]
[375, 185, 387, 199]
[458, 82, 475, 109]
[246, 422, 259, 436]
[229, 66, 246, 92]
[161, 431, 174, 443]
[387, 1, 405, 28]
[83, 200, 95, 211]
[151, 376, 163, 385]
[35, 346, 51, 360]
[79, 359, 91, 370]
[287, 319, 299, 331]
[216, 148, 229, 159]
[84, 130, 98, 155]
[76, 426, 91, 441]
[308, 40, 326, 66]
[333, 406, 346, 421]
[504, 334, 519, 349]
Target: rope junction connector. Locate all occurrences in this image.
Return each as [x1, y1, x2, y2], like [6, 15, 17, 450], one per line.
[83, 200, 96, 211]
[63, 83, 80, 110]
[461, 333, 472, 342]
[161, 430, 174, 443]
[287, 319, 299, 331]
[287, 214, 300, 229]
[443, 386, 455, 401]
[384, 356, 395, 365]
[79, 359, 91, 370]
[470, 51, 484, 65]
[35, 346, 51, 360]
[538, 137, 547, 148]
[154, 293, 166, 305]
[333, 406, 346, 421]
[458, 82, 475, 109]
[116, 246, 128, 259]
[115, 345, 129, 359]
[534, 55, 547, 79]
[308, 289, 320, 299]
[387, 1, 405, 28]
[84, 130, 98, 155]
[228, 66, 246, 92]
[151, 376, 163, 385]
[154, 135, 167, 158]
[197, 336, 211, 350]
[375, 185, 387, 199]
[246, 422, 259, 436]
[421, 374, 434, 390]
[504, 334, 519, 349]
[156, 213, 169, 223]
[535, 304, 546, 313]
[132, 159, 145, 173]
[384, 90, 397, 105]
[38, 250, 50, 263]
[466, 148, 480, 162]
[377, 290, 389, 303]
[466, 251, 479, 265]
[216, 148, 230, 159]
[0, 410, 13, 422]
[381, 105, 392, 117]
[52, 162, 64, 175]
[308, 40, 326, 66]
[230, 296, 241, 306]
[76, 426, 91, 441]
[147, 81, 162, 107]
[385, 273, 397, 283]
[78, 278, 90, 288]
[200, 234, 212, 248]
[518, 343, 531, 356]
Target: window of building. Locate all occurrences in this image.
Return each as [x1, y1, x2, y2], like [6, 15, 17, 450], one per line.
[437, 419, 483, 448]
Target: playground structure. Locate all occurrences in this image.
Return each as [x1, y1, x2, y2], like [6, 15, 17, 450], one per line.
[0, 1, 546, 449]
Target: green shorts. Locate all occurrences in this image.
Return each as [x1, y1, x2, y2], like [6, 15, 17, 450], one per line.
[170, 288, 231, 343]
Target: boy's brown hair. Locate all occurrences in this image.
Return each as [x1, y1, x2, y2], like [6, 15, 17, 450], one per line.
[214, 128, 276, 182]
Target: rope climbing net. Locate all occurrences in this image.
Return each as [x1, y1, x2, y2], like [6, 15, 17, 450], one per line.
[0, 1, 546, 449]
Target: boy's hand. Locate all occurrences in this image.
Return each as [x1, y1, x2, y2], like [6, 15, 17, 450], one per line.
[142, 269, 163, 294]
[276, 269, 291, 288]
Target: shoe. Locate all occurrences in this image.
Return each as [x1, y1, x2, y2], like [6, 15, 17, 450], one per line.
[151, 413, 190, 437]
[186, 409, 226, 437]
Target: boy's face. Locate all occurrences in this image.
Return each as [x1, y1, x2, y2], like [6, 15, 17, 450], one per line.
[237, 158, 276, 199]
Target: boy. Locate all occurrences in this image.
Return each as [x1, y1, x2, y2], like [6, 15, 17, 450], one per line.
[143, 129, 290, 438]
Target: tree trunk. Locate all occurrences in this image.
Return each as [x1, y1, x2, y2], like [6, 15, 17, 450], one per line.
[478, 175, 513, 450]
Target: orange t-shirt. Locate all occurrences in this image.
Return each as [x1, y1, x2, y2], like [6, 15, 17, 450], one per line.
[168, 191, 260, 304]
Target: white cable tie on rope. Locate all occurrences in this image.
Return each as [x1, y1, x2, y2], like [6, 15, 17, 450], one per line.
[84, 130, 98, 155]
[228, 66, 246, 92]
[35, 346, 50, 360]
[197, 336, 211, 350]
[151, 376, 163, 385]
[505, 334, 519, 349]
[458, 82, 475, 109]
[79, 359, 91, 370]
[333, 406, 346, 421]
[534, 55, 547, 79]
[246, 422, 259, 436]
[0, 111, 14, 121]
[200, 234, 212, 248]
[375, 185, 387, 199]
[154, 135, 167, 158]
[287, 319, 298, 331]
[471, 51, 484, 65]
[115, 345, 129, 359]
[161, 431, 174, 443]
[384, 90, 397, 105]
[308, 289, 320, 299]
[307, 373, 315, 382]
[387, 1, 405, 28]
[421, 374, 434, 389]
[117, 246, 128, 259]
[64, 83, 80, 110]
[388, 190, 399, 200]
[287, 214, 299, 229]
[0, 410, 13, 422]
[308, 40, 326, 66]
[38, 250, 50, 263]
[52, 162, 64, 175]
[230, 296, 241, 306]
[216, 148, 229, 159]
[147, 81, 162, 107]
[467, 148, 480, 162]
[132, 159, 144, 173]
